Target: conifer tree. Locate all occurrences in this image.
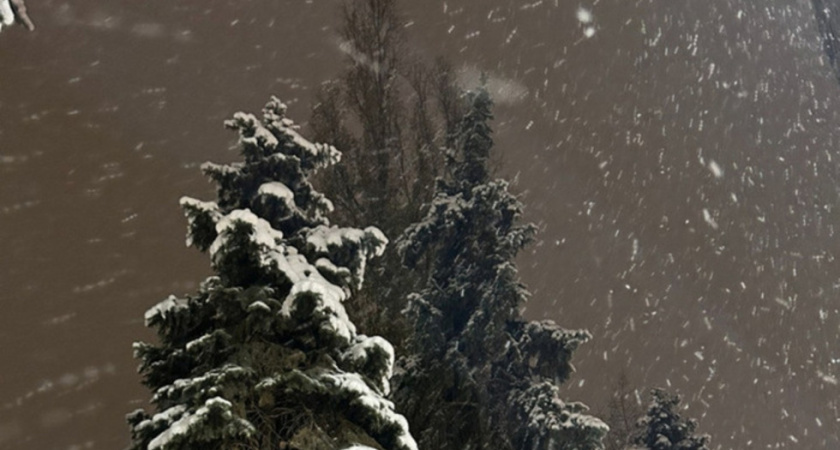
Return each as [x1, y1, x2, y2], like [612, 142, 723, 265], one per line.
[127, 97, 416, 450]
[633, 389, 710, 450]
[812, 0, 840, 85]
[395, 85, 607, 449]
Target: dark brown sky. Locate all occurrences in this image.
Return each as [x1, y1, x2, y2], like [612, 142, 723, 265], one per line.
[2, 1, 839, 448]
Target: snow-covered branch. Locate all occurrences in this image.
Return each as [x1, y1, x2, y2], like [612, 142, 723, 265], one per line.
[0, 0, 34, 33]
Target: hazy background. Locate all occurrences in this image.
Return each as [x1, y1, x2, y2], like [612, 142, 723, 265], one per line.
[2, 1, 840, 448]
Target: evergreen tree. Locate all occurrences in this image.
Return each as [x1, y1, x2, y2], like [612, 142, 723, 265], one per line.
[395, 85, 607, 449]
[633, 389, 710, 450]
[812, 0, 840, 85]
[127, 97, 416, 450]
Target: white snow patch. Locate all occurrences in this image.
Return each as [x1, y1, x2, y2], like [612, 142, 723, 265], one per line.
[306, 225, 387, 287]
[185, 333, 214, 352]
[284, 279, 355, 342]
[343, 335, 396, 395]
[147, 410, 201, 450]
[258, 182, 295, 208]
[147, 398, 246, 450]
[247, 301, 272, 313]
[307, 226, 364, 253]
[145, 295, 188, 326]
[210, 209, 284, 257]
[150, 405, 187, 425]
[322, 373, 417, 450]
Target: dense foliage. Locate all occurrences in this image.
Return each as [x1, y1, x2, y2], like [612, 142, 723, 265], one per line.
[128, 98, 415, 450]
[633, 389, 710, 450]
[394, 85, 608, 450]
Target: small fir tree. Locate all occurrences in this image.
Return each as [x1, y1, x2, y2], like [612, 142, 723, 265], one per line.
[395, 85, 607, 449]
[633, 389, 710, 450]
[127, 97, 416, 450]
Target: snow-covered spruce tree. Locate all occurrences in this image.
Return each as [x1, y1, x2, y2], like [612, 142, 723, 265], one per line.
[395, 85, 607, 449]
[633, 389, 709, 450]
[127, 97, 416, 450]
